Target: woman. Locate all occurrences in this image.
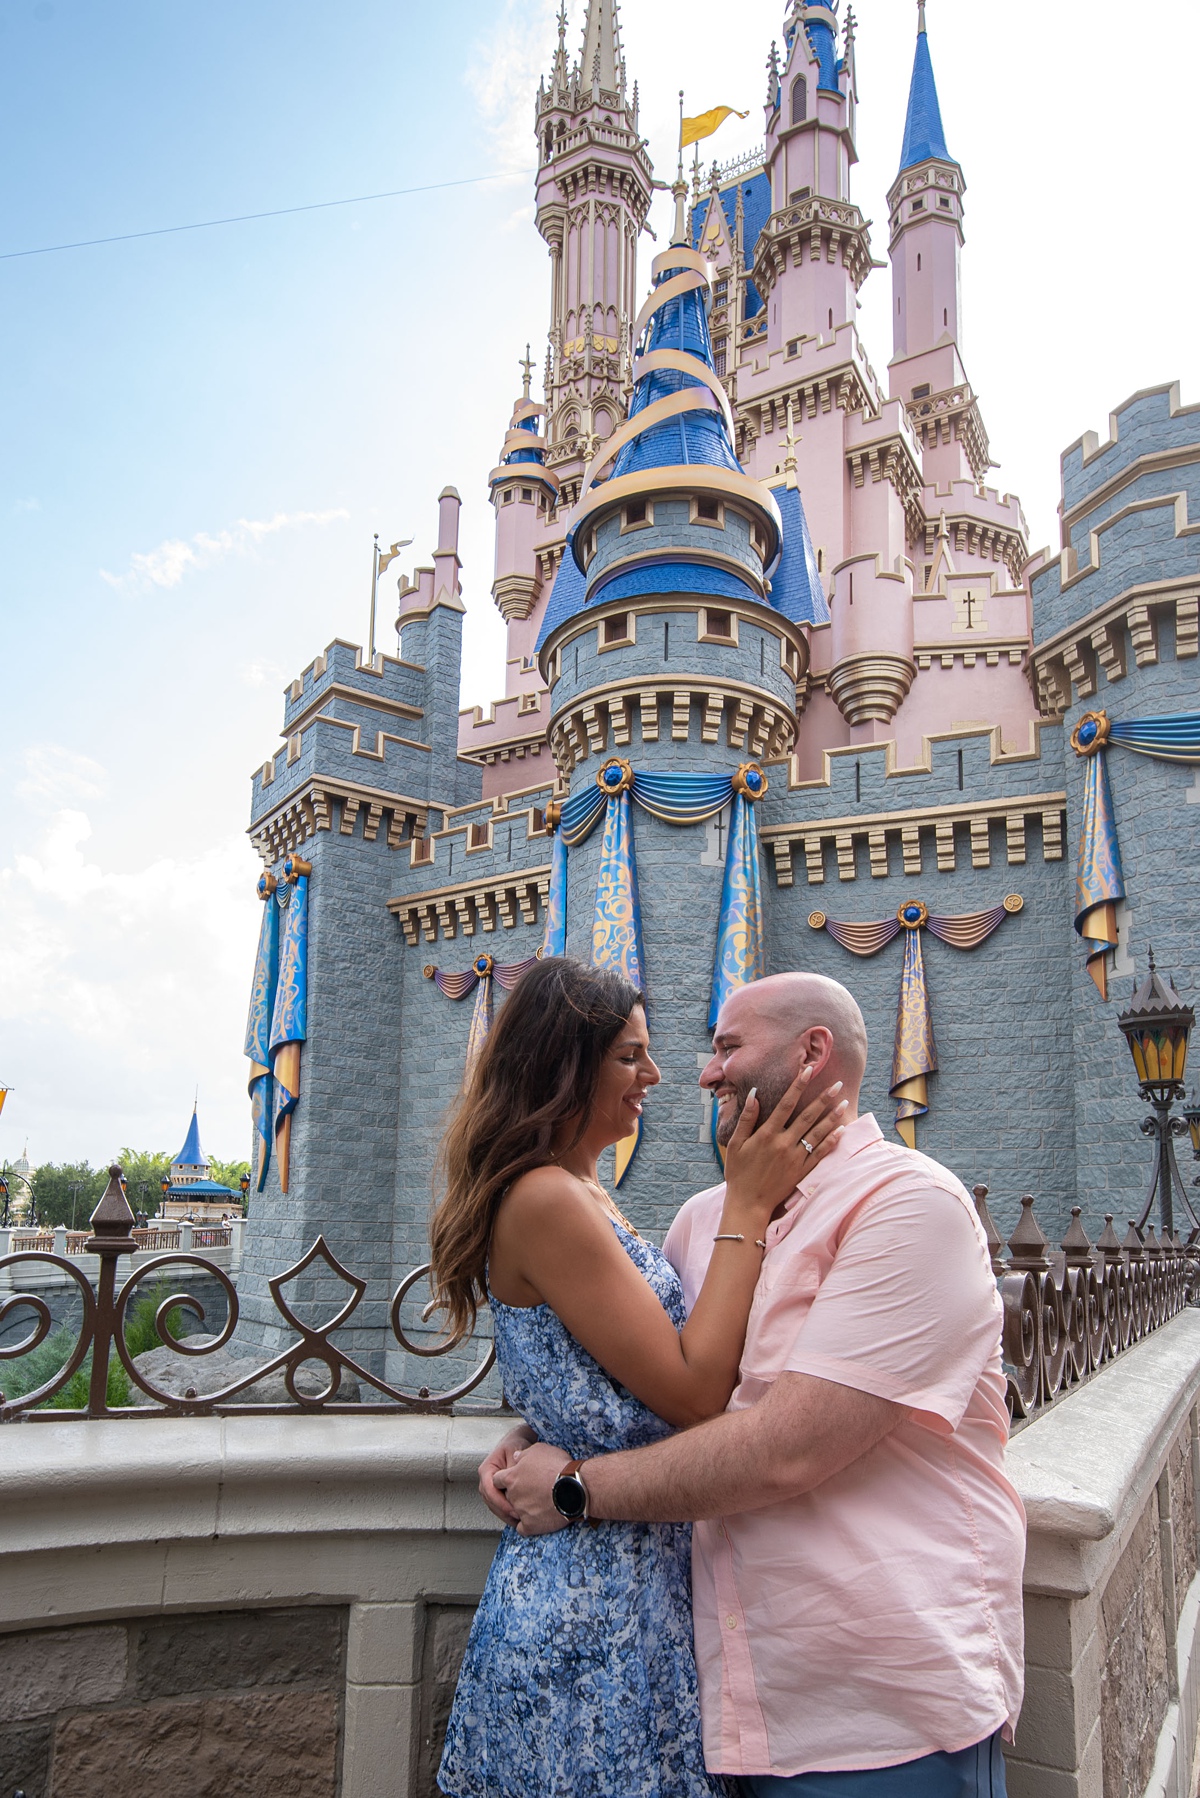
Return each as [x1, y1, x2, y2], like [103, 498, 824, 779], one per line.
[432, 958, 845, 1798]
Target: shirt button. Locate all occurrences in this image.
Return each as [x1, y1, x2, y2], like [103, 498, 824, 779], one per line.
[726, 1615, 738, 1629]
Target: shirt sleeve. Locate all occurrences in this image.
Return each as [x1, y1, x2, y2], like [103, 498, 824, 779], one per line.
[663, 1186, 725, 1316]
[781, 1180, 1002, 1433]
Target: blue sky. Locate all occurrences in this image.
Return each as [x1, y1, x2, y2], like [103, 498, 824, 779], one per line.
[2, 0, 1198, 1168]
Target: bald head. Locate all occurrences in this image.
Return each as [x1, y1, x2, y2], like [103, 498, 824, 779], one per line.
[705, 972, 868, 1144]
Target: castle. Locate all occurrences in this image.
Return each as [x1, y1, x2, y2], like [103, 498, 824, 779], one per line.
[236, 0, 1200, 1371]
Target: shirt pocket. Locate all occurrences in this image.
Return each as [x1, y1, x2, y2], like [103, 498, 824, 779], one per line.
[742, 1250, 824, 1372]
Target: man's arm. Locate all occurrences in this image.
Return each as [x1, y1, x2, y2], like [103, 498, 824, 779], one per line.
[494, 1372, 903, 1534]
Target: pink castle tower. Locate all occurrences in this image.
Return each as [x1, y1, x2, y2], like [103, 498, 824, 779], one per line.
[457, 0, 654, 796]
[453, 1, 1039, 800]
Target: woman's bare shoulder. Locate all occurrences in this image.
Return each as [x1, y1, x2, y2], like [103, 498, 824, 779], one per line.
[496, 1166, 610, 1237]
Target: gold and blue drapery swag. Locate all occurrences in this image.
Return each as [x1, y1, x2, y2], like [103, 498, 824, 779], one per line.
[543, 758, 768, 1184]
[268, 857, 310, 1195]
[243, 871, 282, 1191]
[809, 896, 1023, 1148]
[424, 954, 542, 1070]
[1071, 709, 1200, 999]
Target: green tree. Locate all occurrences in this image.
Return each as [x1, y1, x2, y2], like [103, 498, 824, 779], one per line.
[116, 1148, 172, 1218]
[210, 1156, 250, 1201]
[26, 1162, 107, 1229]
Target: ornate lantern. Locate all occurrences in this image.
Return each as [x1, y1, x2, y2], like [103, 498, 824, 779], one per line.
[1117, 951, 1192, 1103]
[1118, 954, 1197, 1237]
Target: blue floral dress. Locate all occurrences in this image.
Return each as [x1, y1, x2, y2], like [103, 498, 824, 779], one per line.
[438, 1221, 731, 1798]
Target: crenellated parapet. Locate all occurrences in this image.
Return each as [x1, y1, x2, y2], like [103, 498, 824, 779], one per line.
[1030, 384, 1200, 717]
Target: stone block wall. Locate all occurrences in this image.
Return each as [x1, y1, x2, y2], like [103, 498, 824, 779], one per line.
[0, 1608, 346, 1798]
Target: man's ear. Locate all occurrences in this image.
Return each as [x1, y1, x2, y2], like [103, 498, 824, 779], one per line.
[800, 1026, 835, 1075]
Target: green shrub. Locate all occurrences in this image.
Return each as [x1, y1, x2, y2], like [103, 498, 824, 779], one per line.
[0, 1282, 186, 1411]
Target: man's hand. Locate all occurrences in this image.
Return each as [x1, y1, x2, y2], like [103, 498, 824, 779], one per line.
[478, 1422, 537, 1525]
[493, 1439, 574, 1536]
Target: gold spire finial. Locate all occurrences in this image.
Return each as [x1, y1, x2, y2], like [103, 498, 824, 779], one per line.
[917, 0, 927, 33]
[784, 397, 800, 487]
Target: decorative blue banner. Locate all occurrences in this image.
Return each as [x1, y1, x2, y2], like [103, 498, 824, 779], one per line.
[548, 759, 767, 1025]
[708, 778, 766, 1027]
[269, 861, 310, 1193]
[592, 786, 646, 992]
[243, 874, 281, 1192]
[1066, 708, 1197, 997]
[425, 953, 540, 1071]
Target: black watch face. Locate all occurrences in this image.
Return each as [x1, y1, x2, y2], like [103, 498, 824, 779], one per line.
[552, 1474, 587, 1520]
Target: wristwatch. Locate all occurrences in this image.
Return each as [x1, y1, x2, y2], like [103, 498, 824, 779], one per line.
[551, 1458, 592, 1523]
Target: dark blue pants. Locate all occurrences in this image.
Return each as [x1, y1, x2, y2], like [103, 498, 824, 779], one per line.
[739, 1730, 1008, 1797]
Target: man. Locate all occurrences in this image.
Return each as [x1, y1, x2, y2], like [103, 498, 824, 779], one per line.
[491, 973, 1025, 1796]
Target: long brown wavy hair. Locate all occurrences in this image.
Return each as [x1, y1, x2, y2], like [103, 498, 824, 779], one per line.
[430, 956, 643, 1343]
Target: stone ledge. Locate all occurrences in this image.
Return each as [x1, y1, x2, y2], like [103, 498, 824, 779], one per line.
[1008, 1311, 1200, 1590]
[0, 1414, 510, 1558]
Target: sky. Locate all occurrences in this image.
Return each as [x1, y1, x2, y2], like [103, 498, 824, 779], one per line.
[1, 0, 1198, 1169]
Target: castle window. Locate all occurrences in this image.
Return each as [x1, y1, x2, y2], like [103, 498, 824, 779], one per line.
[944, 308, 949, 326]
[544, 126, 553, 161]
[581, 527, 597, 561]
[939, 197, 952, 210]
[789, 187, 811, 203]
[751, 524, 768, 559]
[781, 637, 800, 678]
[786, 338, 800, 358]
[714, 344, 727, 376]
[411, 834, 433, 866]
[502, 488, 514, 504]
[622, 499, 650, 530]
[791, 77, 806, 123]
[521, 487, 533, 502]
[828, 308, 833, 329]
[916, 253, 922, 271]
[601, 612, 633, 649]
[912, 383, 931, 399]
[912, 199, 924, 212]
[714, 278, 729, 300]
[700, 607, 737, 645]
[468, 822, 491, 851]
[692, 497, 723, 526]
[518, 691, 540, 715]
[531, 807, 547, 834]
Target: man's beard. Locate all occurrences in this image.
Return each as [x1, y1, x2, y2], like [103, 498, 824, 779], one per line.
[715, 1066, 796, 1147]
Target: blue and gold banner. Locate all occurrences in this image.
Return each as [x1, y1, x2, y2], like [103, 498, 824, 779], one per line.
[543, 811, 568, 957]
[243, 873, 281, 1192]
[269, 859, 310, 1194]
[592, 784, 646, 992]
[708, 766, 768, 1026]
[810, 897, 1021, 1147]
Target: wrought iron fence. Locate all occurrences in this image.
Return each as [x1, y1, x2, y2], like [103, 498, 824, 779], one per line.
[972, 1185, 1199, 1427]
[1, 1165, 1194, 1427]
[0, 1166, 496, 1421]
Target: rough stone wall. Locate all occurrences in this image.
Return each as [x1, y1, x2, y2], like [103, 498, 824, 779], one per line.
[1098, 1497, 1171, 1798]
[1170, 1426, 1197, 1621]
[0, 1607, 345, 1798]
[414, 1605, 475, 1798]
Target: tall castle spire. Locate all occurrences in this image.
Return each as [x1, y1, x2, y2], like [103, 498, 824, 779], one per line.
[887, 2, 970, 414]
[534, 1, 653, 510]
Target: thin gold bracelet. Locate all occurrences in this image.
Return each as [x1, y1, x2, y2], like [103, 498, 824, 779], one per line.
[713, 1233, 768, 1249]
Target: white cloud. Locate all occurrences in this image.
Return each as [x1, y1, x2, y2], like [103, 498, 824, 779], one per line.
[100, 507, 349, 592]
[0, 804, 262, 1162]
[15, 745, 108, 806]
[466, 0, 557, 171]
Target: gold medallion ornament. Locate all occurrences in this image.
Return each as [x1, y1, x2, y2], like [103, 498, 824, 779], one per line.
[1003, 894, 1024, 914]
[595, 756, 635, 797]
[1070, 711, 1111, 757]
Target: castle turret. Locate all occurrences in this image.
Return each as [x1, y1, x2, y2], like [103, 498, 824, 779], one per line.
[886, 1, 973, 481]
[535, 0, 654, 505]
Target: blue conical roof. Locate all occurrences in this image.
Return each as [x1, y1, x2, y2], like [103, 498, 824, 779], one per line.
[898, 24, 952, 170]
[609, 254, 743, 484]
[174, 1106, 205, 1167]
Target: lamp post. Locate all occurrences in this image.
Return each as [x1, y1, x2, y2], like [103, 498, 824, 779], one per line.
[239, 1172, 250, 1215]
[1117, 952, 1197, 1237]
[160, 1173, 171, 1217]
[68, 1180, 84, 1231]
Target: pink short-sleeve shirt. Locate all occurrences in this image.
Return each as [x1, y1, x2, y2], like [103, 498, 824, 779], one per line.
[662, 1113, 1026, 1778]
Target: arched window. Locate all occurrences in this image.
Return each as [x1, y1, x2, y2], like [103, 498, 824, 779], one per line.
[544, 126, 553, 162]
[791, 77, 806, 124]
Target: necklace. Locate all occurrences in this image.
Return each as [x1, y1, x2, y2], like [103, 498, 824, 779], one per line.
[553, 1163, 642, 1239]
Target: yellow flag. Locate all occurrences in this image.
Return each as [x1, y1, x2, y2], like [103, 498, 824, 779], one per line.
[681, 105, 748, 149]
[0, 1089, 7, 1119]
[377, 538, 411, 575]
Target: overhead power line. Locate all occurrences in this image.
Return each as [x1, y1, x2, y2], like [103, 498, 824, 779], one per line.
[0, 168, 537, 263]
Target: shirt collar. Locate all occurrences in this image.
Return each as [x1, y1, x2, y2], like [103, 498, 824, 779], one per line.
[781, 1111, 882, 1215]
